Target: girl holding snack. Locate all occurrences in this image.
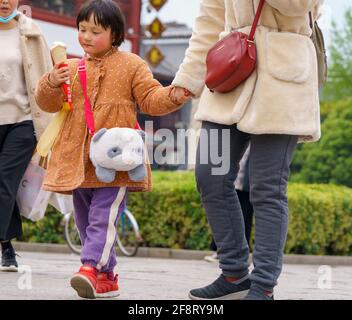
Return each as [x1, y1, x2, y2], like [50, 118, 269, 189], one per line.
[35, 0, 190, 299]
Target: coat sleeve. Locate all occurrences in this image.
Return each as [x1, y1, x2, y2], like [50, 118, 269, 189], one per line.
[35, 73, 65, 113]
[132, 60, 185, 116]
[265, 0, 321, 16]
[172, 0, 225, 98]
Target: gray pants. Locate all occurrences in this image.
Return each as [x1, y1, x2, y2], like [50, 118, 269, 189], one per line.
[195, 121, 298, 290]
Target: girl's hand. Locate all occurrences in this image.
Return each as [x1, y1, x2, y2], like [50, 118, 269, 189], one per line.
[48, 61, 70, 87]
[170, 86, 193, 105]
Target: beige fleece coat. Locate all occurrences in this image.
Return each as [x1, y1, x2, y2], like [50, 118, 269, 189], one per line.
[13, 12, 53, 139]
[173, 0, 323, 142]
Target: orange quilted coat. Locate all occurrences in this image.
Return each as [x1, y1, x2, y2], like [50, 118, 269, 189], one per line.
[35, 48, 183, 194]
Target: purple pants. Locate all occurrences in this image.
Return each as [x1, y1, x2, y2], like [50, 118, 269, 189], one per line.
[72, 187, 127, 272]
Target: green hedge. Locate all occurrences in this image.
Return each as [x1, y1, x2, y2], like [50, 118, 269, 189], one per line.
[291, 99, 352, 187]
[22, 205, 65, 244]
[285, 184, 352, 255]
[21, 171, 352, 255]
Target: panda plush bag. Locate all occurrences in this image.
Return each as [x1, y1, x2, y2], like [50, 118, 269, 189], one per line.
[78, 58, 147, 184]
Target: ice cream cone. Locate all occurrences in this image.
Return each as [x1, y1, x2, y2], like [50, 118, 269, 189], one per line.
[50, 42, 72, 110]
[50, 41, 67, 64]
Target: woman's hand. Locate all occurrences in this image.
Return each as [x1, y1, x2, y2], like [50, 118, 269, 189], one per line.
[170, 86, 193, 105]
[48, 61, 70, 87]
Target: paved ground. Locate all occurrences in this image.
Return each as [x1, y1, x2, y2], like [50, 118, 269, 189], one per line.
[1, 251, 351, 300]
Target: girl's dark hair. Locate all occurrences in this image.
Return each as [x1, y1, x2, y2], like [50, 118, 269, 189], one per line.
[76, 0, 125, 47]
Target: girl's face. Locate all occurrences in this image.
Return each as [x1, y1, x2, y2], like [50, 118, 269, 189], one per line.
[78, 14, 114, 58]
[0, 0, 18, 18]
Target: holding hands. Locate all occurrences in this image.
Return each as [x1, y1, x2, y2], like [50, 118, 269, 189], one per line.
[48, 62, 70, 87]
[169, 86, 193, 105]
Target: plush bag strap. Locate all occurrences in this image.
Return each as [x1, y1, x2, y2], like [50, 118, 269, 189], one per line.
[78, 58, 142, 134]
[134, 122, 142, 130]
[78, 58, 95, 136]
[248, 0, 266, 41]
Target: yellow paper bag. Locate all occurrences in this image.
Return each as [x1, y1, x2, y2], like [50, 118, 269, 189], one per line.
[36, 102, 71, 158]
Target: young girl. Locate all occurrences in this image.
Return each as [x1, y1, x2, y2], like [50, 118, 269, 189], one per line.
[0, 0, 52, 271]
[35, 0, 190, 299]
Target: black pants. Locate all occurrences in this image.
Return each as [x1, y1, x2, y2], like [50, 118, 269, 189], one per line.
[0, 121, 36, 241]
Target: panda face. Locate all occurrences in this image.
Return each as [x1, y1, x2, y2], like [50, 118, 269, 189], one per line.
[90, 127, 145, 172]
[107, 146, 123, 158]
[119, 138, 144, 168]
[102, 133, 143, 171]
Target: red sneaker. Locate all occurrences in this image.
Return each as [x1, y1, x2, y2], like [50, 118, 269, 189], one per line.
[70, 265, 98, 299]
[95, 272, 119, 298]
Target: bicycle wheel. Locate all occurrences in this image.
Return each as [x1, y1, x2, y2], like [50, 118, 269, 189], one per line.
[116, 209, 141, 257]
[64, 212, 82, 255]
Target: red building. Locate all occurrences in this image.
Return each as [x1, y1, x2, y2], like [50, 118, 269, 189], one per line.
[19, 0, 142, 54]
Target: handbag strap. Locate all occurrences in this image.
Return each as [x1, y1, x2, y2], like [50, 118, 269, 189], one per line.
[248, 0, 266, 41]
[78, 58, 95, 136]
[78, 58, 142, 136]
[309, 11, 314, 28]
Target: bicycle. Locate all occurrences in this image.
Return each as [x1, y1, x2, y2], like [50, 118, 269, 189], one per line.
[62, 208, 143, 257]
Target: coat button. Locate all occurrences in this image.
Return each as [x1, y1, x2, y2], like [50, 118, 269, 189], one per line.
[31, 88, 35, 93]
[28, 63, 32, 69]
[35, 112, 41, 118]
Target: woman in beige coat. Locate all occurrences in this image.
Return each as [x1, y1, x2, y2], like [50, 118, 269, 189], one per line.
[0, 0, 52, 271]
[171, 0, 323, 300]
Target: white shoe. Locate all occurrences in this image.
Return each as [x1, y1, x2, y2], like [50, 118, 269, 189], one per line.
[0, 265, 18, 272]
[204, 252, 218, 263]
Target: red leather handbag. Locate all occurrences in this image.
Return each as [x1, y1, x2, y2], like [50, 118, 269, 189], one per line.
[205, 0, 266, 93]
